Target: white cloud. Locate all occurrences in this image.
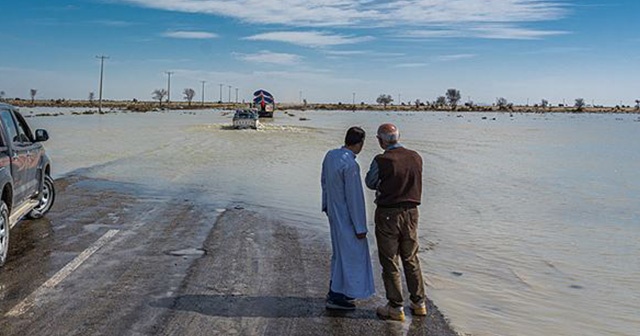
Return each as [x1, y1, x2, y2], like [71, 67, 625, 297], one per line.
[162, 31, 218, 39]
[236, 50, 302, 65]
[91, 20, 135, 27]
[393, 63, 429, 68]
[402, 29, 463, 39]
[436, 54, 476, 61]
[244, 31, 373, 48]
[404, 24, 568, 40]
[119, 0, 568, 28]
[471, 25, 568, 40]
[324, 50, 368, 56]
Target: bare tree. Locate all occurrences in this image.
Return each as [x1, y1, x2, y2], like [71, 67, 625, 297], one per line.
[496, 97, 509, 110]
[414, 99, 422, 108]
[152, 89, 168, 107]
[540, 99, 549, 109]
[88, 92, 95, 105]
[446, 88, 461, 109]
[183, 88, 196, 106]
[574, 98, 585, 112]
[435, 96, 446, 108]
[376, 94, 393, 108]
[30, 89, 37, 104]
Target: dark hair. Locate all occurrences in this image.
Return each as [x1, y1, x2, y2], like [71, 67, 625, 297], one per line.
[345, 126, 366, 146]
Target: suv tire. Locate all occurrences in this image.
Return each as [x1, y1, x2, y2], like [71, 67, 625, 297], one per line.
[0, 202, 9, 267]
[28, 175, 55, 219]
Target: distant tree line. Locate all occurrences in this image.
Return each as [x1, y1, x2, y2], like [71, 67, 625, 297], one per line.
[374, 89, 635, 112]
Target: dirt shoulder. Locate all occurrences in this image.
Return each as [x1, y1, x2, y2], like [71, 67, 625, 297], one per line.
[153, 208, 458, 336]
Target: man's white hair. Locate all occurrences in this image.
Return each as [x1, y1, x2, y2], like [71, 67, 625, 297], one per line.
[378, 128, 399, 143]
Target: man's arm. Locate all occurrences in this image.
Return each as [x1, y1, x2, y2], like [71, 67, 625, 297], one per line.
[365, 158, 379, 190]
[321, 156, 328, 213]
[344, 162, 367, 237]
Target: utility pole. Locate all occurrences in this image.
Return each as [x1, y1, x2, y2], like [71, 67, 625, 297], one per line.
[200, 80, 206, 106]
[219, 84, 223, 103]
[96, 55, 109, 113]
[235, 87, 239, 103]
[352, 92, 356, 111]
[228, 85, 232, 103]
[165, 71, 174, 104]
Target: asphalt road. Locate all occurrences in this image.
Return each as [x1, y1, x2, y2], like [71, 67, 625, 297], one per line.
[0, 177, 457, 336]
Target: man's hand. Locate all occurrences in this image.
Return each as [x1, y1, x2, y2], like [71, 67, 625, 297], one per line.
[356, 233, 367, 239]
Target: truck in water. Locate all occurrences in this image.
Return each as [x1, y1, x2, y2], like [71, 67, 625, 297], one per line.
[253, 89, 275, 118]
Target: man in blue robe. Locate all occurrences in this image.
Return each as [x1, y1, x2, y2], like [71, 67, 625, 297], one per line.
[321, 126, 375, 310]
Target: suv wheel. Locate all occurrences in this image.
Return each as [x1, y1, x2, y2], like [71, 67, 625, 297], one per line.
[28, 175, 56, 219]
[0, 202, 9, 267]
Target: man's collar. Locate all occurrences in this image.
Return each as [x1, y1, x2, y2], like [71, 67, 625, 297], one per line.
[385, 143, 403, 151]
[341, 146, 357, 157]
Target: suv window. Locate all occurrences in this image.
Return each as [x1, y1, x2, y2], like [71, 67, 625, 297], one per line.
[0, 110, 18, 146]
[13, 112, 33, 143]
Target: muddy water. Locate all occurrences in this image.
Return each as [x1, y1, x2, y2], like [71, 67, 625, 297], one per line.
[26, 108, 640, 336]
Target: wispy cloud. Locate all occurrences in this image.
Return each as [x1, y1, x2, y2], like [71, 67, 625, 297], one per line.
[90, 20, 136, 27]
[520, 46, 590, 55]
[324, 50, 368, 56]
[162, 31, 218, 39]
[436, 54, 476, 61]
[393, 63, 429, 68]
[118, 0, 569, 28]
[471, 25, 568, 40]
[235, 50, 302, 65]
[244, 31, 373, 48]
[404, 24, 568, 40]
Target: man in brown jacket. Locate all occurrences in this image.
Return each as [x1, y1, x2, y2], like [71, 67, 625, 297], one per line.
[365, 123, 426, 321]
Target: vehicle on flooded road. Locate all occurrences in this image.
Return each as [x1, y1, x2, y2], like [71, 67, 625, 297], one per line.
[232, 109, 260, 129]
[0, 103, 55, 267]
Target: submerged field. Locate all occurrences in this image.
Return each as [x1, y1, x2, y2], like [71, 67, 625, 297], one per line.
[25, 108, 640, 336]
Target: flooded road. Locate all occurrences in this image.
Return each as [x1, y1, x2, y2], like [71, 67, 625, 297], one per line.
[0, 176, 222, 335]
[2, 108, 639, 335]
[0, 176, 455, 335]
[0, 109, 456, 335]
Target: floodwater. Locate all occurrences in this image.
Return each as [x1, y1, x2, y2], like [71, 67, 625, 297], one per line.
[24, 107, 640, 336]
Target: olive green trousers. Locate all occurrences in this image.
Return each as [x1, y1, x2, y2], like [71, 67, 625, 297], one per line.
[374, 206, 426, 308]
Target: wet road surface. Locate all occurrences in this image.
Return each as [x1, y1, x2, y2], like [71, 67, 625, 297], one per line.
[0, 177, 457, 335]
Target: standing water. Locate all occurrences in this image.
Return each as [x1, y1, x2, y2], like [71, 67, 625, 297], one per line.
[26, 108, 640, 336]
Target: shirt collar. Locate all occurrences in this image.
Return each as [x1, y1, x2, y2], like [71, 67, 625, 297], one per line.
[341, 146, 357, 157]
[385, 143, 403, 151]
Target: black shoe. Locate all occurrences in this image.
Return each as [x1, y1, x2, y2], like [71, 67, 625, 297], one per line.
[326, 298, 356, 310]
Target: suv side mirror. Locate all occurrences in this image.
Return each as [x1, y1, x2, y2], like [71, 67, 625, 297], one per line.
[35, 129, 49, 142]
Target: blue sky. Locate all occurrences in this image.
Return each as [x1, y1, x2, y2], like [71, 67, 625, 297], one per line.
[1, 0, 638, 105]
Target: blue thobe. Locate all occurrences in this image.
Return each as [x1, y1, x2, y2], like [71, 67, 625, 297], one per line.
[321, 147, 375, 299]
